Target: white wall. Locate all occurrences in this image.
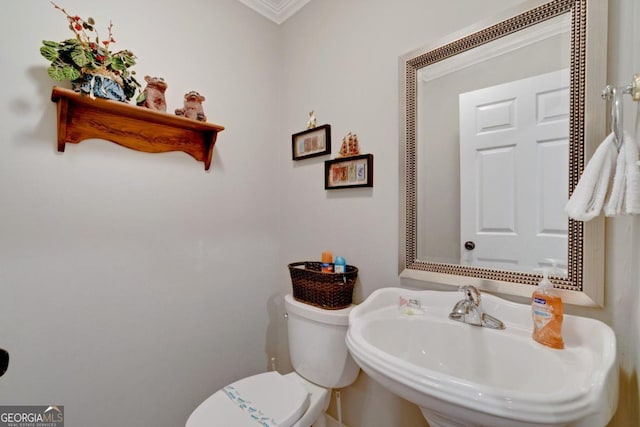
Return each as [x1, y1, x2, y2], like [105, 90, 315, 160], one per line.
[0, 1, 283, 426]
[606, 0, 640, 424]
[280, 0, 639, 426]
[1, 0, 639, 427]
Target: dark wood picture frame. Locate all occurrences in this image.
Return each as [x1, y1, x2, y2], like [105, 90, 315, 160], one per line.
[292, 124, 331, 160]
[324, 154, 373, 190]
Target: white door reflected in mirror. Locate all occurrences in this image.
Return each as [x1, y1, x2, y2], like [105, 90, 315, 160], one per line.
[459, 69, 569, 273]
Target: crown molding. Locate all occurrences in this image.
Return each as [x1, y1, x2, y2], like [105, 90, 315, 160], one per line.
[235, 0, 311, 24]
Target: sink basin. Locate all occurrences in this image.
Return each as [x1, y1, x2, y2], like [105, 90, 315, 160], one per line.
[346, 288, 618, 427]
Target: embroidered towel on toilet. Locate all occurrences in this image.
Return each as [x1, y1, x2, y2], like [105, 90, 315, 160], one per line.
[222, 372, 309, 427]
[566, 132, 618, 221]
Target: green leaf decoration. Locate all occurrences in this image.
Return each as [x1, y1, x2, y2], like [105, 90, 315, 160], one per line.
[70, 46, 90, 67]
[42, 40, 62, 48]
[47, 66, 66, 81]
[110, 57, 125, 71]
[38, 10, 140, 101]
[40, 46, 59, 61]
[58, 40, 80, 57]
[135, 92, 146, 104]
[64, 38, 80, 45]
[62, 66, 81, 81]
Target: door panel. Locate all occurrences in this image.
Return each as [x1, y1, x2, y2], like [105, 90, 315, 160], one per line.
[459, 69, 569, 271]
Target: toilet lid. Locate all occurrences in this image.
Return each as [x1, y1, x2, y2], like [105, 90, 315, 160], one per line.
[186, 371, 310, 427]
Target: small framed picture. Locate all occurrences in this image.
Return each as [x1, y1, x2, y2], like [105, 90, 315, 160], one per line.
[292, 124, 331, 160]
[324, 154, 373, 190]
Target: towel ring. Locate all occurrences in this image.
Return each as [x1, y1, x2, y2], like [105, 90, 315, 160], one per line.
[601, 73, 640, 151]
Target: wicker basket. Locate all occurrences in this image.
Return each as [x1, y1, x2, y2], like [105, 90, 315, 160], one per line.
[288, 261, 358, 309]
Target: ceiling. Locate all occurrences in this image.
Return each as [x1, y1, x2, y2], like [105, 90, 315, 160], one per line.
[235, 0, 311, 24]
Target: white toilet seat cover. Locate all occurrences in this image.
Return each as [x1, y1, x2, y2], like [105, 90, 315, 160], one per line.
[187, 371, 310, 427]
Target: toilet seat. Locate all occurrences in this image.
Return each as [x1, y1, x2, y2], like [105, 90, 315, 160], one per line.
[186, 371, 310, 427]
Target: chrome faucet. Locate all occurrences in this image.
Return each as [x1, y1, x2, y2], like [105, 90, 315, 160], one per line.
[448, 285, 505, 330]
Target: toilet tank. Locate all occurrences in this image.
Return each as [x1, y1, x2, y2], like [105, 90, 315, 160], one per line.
[284, 294, 360, 389]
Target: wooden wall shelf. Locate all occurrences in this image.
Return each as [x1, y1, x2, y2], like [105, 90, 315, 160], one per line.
[51, 86, 225, 170]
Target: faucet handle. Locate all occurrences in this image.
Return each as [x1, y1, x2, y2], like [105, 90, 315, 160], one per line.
[459, 285, 481, 306]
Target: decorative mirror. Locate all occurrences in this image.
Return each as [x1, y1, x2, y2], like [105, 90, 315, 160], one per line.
[399, 0, 607, 306]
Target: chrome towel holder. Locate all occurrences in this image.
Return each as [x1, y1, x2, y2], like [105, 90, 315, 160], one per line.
[601, 74, 640, 150]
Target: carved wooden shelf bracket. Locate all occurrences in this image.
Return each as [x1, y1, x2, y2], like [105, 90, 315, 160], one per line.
[51, 86, 225, 170]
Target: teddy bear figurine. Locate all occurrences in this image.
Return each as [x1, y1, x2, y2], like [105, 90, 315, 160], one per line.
[136, 76, 168, 112]
[175, 91, 207, 122]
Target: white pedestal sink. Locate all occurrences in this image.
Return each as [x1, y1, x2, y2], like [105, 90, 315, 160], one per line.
[345, 288, 618, 427]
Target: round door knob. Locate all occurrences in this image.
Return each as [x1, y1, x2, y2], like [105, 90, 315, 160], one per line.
[464, 241, 476, 250]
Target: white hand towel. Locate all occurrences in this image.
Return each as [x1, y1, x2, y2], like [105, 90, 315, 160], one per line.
[604, 141, 627, 216]
[566, 132, 618, 221]
[605, 131, 640, 216]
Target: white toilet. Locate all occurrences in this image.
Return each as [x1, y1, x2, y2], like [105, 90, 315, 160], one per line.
[186, 294, 360, 427]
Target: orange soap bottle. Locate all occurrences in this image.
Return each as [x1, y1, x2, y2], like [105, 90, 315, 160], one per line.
[531, 268, 564, 349]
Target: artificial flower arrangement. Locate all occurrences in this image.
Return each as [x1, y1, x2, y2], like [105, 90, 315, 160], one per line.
[39, 2, 140, 102]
